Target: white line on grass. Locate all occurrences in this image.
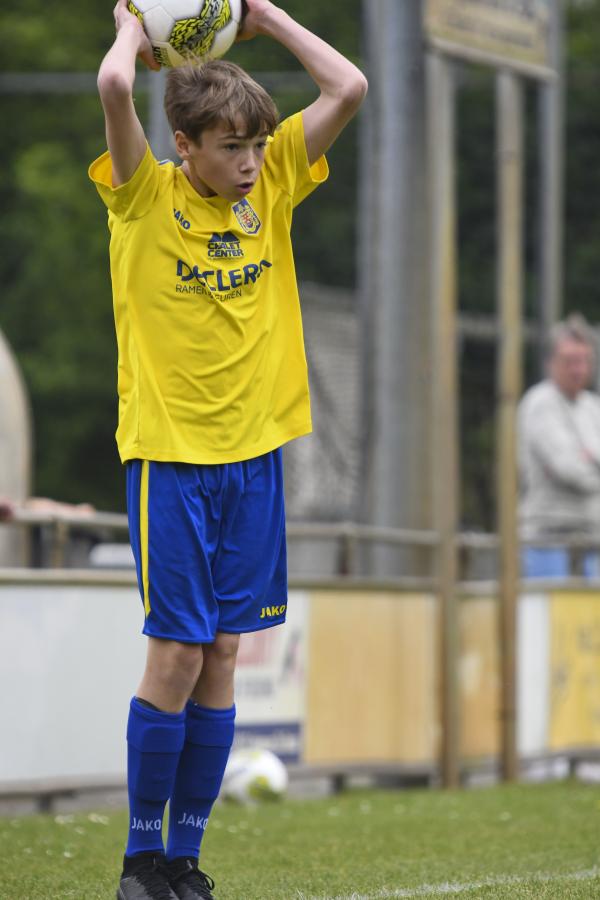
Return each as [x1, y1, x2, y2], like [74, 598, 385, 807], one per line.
[297, 865, 600, 900]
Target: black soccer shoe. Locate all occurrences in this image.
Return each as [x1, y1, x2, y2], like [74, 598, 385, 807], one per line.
[166, 856, 216, 900]
[117, 851, 179, 900]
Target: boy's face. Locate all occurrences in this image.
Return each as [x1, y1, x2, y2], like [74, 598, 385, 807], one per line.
[176, 117, 269, 202]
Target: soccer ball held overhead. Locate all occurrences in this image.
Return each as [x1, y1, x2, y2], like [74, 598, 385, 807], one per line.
[128, 0, 243, 67]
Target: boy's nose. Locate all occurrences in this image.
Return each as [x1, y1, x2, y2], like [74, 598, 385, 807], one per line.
[239, 151, 255, 172]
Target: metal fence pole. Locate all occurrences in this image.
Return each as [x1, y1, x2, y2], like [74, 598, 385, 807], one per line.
[537, 0, 564, 362]
[358, 0, 432, 576]
[427, 50, 460, 789]
[496, 69, 524, 783]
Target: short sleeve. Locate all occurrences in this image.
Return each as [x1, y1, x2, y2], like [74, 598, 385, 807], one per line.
[88, 143, 161, 221]
[264, 112, 328, 208]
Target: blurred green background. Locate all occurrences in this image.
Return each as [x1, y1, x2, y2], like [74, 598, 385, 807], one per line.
[2, 1, 600, 523]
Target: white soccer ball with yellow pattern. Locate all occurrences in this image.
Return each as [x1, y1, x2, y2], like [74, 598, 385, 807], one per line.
[128, 0, 243, 68]
[220, 749, 289, 804]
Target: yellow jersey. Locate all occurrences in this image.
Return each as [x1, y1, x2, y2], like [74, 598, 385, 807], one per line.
[89, 112, 328, 464]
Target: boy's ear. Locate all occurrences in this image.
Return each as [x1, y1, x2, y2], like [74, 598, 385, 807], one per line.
[174, 130, 192, 160]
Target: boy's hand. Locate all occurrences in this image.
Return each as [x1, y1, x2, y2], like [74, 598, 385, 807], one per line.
[113, 0, 160, 70]
[236, 0, 278, 41]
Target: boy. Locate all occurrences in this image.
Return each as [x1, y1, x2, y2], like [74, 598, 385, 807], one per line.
[89, 1, 367, 898]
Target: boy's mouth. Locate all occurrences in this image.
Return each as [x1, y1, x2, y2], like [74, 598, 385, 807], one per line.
[237, 181, 254, 194]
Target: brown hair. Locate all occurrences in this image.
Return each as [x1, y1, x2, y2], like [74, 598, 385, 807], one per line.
[164, 61, 279, 143]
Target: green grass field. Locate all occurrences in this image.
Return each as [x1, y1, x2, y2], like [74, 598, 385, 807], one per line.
[2, 780, 600, 899]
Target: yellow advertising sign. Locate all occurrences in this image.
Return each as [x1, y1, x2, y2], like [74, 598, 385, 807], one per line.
[424, 0, 552, 76]
[548, 593, 600, 749]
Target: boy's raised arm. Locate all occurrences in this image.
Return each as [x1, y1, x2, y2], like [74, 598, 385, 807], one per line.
[240, 0, 368, 165]
[97, 0, 160, 187]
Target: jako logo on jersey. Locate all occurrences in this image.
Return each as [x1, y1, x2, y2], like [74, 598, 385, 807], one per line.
[259, 604, 286, 619]
[177, 812, 209, 830]
[131, 817, 162, 831]
[176, 258, 272, 294]
[208, 231, 243, 259]
[232, 198, 261, 234]
[174, 208, 191, 230]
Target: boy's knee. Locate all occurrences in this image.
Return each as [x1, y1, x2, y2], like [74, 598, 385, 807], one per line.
[144, 638, 204, 699]
[204, 633, 240, 675]
[165, 641, 204, 681]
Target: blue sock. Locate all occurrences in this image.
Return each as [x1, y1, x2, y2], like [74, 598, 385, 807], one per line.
[166, 701, 236, 861]
[125, 697, 186, 857]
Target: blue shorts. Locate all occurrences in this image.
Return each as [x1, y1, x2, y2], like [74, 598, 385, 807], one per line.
[126, 450, 288, 643]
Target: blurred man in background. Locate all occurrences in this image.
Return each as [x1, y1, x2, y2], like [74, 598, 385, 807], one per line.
[518, 314, 600, 578]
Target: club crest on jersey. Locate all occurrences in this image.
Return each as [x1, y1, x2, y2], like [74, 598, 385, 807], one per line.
[232, 198, 261, 235]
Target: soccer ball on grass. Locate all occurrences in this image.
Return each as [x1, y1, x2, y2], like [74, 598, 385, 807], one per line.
[220, 749, 289, 804]
[128, 0, 244, 67]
